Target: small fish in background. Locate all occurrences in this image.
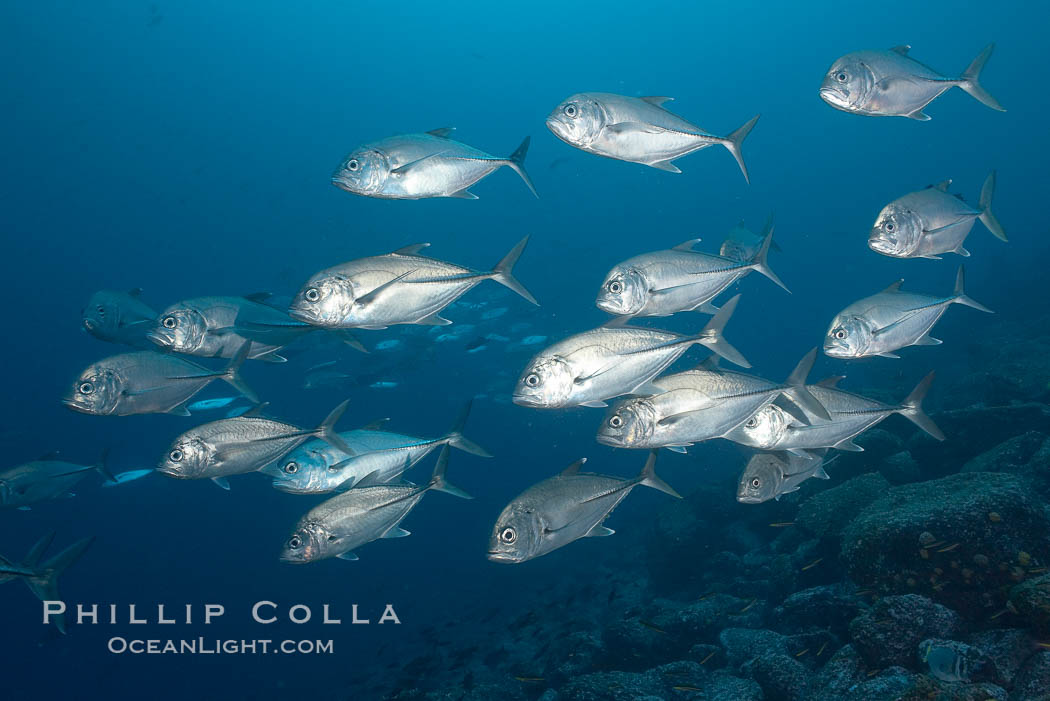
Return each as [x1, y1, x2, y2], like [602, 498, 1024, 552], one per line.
[303, 360, 354, 390]
[0, 532, 94, 634]
[465, 341, 488, 354]
[331, 128, 537, 200]
[736, 452, 831, 504]
[485, 333, 510, 343]
[480, 307, 509, 320]
[374, 339, 403, 351]
[487, 451, 680, 563]
[64, 344, 257, 416]
[280, 446, 471, 563]
[868, 173, 1006, 259]
[824, 266, 992, 359]
[369, 381, 399, 389]
[819, 43, 1005, 120]
[288, 238, 537, 329]
[546, 92, 759, 182]
[101, 469, 154, 487]
[81, 288, 156, 348]
[921, 641, 971, 682]
[720, 218, 783, 261]
[187, 397, 240, 412]
[0, 450, 115, 509]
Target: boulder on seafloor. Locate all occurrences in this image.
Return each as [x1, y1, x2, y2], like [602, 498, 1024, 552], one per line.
[703, 671, 764, 701]
[840, 472, 1050, 614]
[648, 594, 766, 648]
[543, 631, 603, 686]
[830, 666, 935, 701]
[796, 473, 889, 540]
[849, 594, 962, 668]
[965, 628, 1039, 688]
[1008, 573, 1050, 635]
[772, 583, 866, 637]
[718, 627, 790, 667]
[1011, 650, 1050, 701]
[557, 662, 707, 701]
[963, 431, 1050, 497]
[741, 653, 811, 701]
[880, 450, 921, 484]
[600, 617, 678, 671]
[803, 644, 867, 701]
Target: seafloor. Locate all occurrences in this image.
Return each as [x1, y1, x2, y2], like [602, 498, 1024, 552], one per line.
[371, 312, 1050, 701]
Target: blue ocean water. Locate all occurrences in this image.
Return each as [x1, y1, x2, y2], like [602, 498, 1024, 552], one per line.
[2, 1, 1047, 699]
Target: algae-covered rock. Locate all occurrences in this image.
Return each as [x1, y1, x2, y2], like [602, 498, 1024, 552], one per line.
[849, 594, 962, 668]
[797, 473, 889, 539]
[1008, 573, 1050, 635]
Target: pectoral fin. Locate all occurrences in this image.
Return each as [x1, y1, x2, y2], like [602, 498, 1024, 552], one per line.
[382, 527, 411, 539]
[211, 477, 231, 490]
[584, 524, 615, 537]
[390, 152, 447, 176]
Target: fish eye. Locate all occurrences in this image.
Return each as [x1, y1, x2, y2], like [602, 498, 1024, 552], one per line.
[96, 306, 105, 316]
[564, 104, 578, 118]
[751, 478, 761, 488]
[608, 280, 623, 294]
[305, 288, 320, 303]
[745, 417, 758, 429]
[289, 535, 302, 549]
[834, 328, 848, 340]
[609, 415, 623, 429]
[836, 72, 848, 82]
[347, 159, 360, 172]
[79, 381, 94, 394]
[525, 373, 540, 387]
[169, 449, 183, 463]
[885, 222, 895, 232]
[284, 462, 299, 474]
[162, 316, 177, 329]
[500, 527, 517, 544]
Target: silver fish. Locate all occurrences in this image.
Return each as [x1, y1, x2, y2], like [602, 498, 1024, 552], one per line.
[596, 349, 828, 451]
[736, 452, 830, 504]
[0, 450, 113, 508]
[101, 469, 154, 487]
[720, 217, 783, 261]
[289, 238, 537, 329]
[0, 533, 93, 634]
[487, 452, 680, 564]
[819, 44, 1004, 120]
[824, 266, 991, 359]
[331, 129, 537, 200]
[546, 92, 759, 182]
[64, 344, 257, 416]
[514, 296, 749, 409]
[596, 221, 786, 317]
[82, 288, 156, 347]
[279, 446, 470, 563]
[868, 173, 1006, 258]
[157, 401, 353, 486]
[726, 373, 944, 454]
[267, 402, 490, 494]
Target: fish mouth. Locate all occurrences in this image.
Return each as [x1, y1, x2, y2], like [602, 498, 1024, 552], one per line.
[331, 176, 356, 194]
[822, 343, 850, 358]
[155, 466, 183, 478]
[818, 86, 846, 106]
[486, 550, 519, 563]
[146, 330, 172, 347]
[511, 394, 545, 408]
[736, 494, 764, 504]
[595, 433, 626, 447]
[288, 306, 321, 325]
[62, 398, 90, 413]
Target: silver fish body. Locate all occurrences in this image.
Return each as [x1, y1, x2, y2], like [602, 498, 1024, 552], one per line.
[546, 92, 759, 182]
[0, 459, 101, 508]
[487, 453, 679, 563]
[82, 289, 156, 347]
[514, 297, 749, 409]
[720, 218, 781, 261]
[824, 267, 991, 359]
[869, 173, 1006, 258]
[331, 129, 536, 200]
[597, 349, 826, 450]
[736, 453, 830, 504]
[149, 296, 298, 362]
[289, 238, 537, 329]
[279, 446, 469, 563]
[819, 44, 1005, 120]
[596, 221, 785, 317]
[63, 347, 256, 416]
[726, 374, 943, 453]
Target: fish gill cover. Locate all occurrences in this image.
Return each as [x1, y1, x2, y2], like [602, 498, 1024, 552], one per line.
[1, 1, 1048, 700]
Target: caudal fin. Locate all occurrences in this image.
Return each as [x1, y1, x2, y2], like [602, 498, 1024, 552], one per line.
[505, 136, 539, 198]
[958, 43, 1005, 112]
[426, 446, 472, 499]
[747, 215, 789, 293]
[978, 171, 1007, 242]
[695, 294, 750, 368]
[637, 450, 682, 498]
[221, 342, 260, 404]
[314, 399, 356, 457]
[897, 371, 945, 441]
[28, 536, 95, 634]
[783, 348, 830, 421]
[95, 447, 116, 484]
[721, 114, 760, 184]
[951, 265, 993, 313]
[444, 399, 493, 458]
[23, 532, 57, 568]
[491, 236, 539, 305]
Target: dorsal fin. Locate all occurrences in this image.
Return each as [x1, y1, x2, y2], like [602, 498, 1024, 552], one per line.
[672, 238, 702, 252]
[601, 315, 633, 329]
[640, 96, 674, 106]
[242, 292, 272, 303]
[361, 418, 390, 431]
[881, 279, 905, 294]
[697, 355, 721, 371]
[889, 45, 911, 55]
[127, 288, 143, 297]
[928, 179, 951, 192]
[426, 128, 455, 138]
[354, 469, 385, 488]
[561, 458, 587, 476]
[240, 402, 270, 418]
[816, 376, 845, 388]
[392, 243, 429, 256]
